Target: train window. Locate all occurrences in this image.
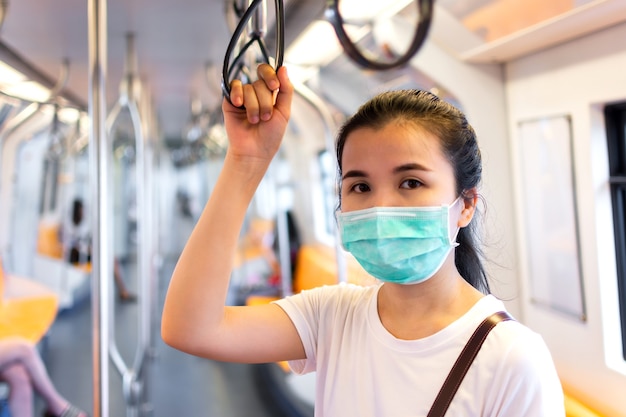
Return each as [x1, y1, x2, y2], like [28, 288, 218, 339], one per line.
[317, 149, 338, 241]
[604, 101, 626, 360]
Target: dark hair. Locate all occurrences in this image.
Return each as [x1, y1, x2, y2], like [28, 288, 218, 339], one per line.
[335, 89, 490, 294]
[72, 198, 84, 226]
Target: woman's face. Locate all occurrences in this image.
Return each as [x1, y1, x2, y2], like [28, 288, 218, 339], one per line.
[340, 122, 458, 213]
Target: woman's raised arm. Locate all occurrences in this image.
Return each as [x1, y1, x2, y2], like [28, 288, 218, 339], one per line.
[161, 65, 305, 363]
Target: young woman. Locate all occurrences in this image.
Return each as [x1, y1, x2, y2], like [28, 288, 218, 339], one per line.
[0, 337, 88, 417]
[162, 64, 565, 416]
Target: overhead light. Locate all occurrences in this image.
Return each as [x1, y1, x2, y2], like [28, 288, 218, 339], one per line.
[0, 60, 27, 84]
[283, 65, 320, 85]
[2, 80, 50, 102]
[79, 113, 91, 130]
[285, 21, 342, 66]
[285, 20, 368, 67]
[336, 0, 413, 21]
[58, 107, 81, 124]
[0, 60, 51, 102]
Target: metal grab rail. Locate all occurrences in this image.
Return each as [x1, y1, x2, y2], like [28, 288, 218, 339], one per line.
[105, 32, 155, 417]
[221, 0, 285, 107]
[87, 2, 110, 416]
[325, 0, 434, 71]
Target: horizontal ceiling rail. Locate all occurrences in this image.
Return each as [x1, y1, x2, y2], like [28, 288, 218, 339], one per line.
[0, 40, 87, 109]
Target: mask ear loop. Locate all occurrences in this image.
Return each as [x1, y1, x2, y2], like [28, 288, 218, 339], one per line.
[448, 196, 463, 246]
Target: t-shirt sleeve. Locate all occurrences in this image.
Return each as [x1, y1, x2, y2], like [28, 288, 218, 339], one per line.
[272, 286, 332, 374]
[273, 283, 372, 376]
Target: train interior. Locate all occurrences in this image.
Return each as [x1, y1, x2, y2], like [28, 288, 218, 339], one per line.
[0, 0, 626, 416]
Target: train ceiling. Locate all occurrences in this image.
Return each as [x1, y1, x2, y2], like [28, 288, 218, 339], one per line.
[1, 0, 625, 142]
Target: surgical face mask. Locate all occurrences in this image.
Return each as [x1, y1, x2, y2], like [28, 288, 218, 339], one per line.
[336, 199, 461, 285]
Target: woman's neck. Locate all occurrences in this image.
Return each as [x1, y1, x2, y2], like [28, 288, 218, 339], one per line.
[376, 268, 485, 340]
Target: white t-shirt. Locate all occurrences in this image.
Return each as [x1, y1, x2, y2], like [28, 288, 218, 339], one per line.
[273, 283, 565, 417]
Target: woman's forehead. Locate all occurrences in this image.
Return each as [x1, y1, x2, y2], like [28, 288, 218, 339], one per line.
[340, 123, 453, 177]
[343, 123, 444, 158]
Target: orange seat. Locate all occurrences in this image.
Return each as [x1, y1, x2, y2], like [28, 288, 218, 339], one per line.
[563, 386, 608, 417]
[292, 244, 377, 293]
[36, 222, 64, 260]
[0, 258, 58, 343]
[246, 244, 376, 307]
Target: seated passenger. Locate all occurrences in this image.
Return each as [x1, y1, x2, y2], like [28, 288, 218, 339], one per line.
[64, 198, 136, 302]
[0, 337, 88, 417]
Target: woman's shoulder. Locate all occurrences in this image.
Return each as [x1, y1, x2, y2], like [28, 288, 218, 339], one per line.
[304, 281, 378, 293]
[477, 300, 557, 375]
[300, 282, 380, 301]
[482, 311, 564, 408]
[275, 282, 380, 313]
[462, 296, 550, 358]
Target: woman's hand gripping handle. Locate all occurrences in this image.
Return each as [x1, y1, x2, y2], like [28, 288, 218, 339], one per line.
[223, 64, 293, 165]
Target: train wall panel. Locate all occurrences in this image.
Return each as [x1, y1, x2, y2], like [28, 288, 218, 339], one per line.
[506, 20, 626, 417]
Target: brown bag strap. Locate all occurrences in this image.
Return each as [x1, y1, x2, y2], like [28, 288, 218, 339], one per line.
[426, 311, 514, 417]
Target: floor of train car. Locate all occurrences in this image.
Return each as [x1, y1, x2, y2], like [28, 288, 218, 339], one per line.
[35, 256, 282, 417]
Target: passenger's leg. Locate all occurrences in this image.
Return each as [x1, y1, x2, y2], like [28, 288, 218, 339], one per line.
[0, 363, 34, 417]
[0, 337, 69, 415]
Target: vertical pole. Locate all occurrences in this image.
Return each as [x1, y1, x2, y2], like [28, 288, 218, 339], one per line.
[88, 1, 110, 416]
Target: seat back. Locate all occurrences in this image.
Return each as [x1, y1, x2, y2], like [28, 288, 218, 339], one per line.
[293, 245, 378, 293]
[36, 222, 64, 259]
[0, 255, 59, 343]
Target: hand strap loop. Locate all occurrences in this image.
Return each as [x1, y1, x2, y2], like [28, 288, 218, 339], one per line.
[221, 0, 285, 108]
[325, 0, 434, 71]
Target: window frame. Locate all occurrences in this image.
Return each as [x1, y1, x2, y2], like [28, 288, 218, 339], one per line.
[604, 101, 626, 360]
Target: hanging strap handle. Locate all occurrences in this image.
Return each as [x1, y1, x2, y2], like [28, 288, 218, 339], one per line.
[426, 311, 514, 417]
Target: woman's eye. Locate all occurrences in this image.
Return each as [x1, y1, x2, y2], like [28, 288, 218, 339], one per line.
[400, 179, 422, 189]
[351, 183, 370, 193]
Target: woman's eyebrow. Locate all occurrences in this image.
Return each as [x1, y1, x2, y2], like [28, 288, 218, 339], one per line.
[393, 163, 431, 173]
[342, 169, 368, 180]
[342, 163, 431, 180]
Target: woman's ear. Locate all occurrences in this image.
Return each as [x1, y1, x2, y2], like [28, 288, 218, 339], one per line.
[457, 188, 478, 228]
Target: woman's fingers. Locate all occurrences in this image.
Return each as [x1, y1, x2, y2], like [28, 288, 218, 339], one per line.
[273, 66, 293, 119]
[257, 63, 280, 92]
[254, 76, 277, 122]
[228, 79, 244, 108]
[242, 83, 261, 123]
[226, 64, 284, 124]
